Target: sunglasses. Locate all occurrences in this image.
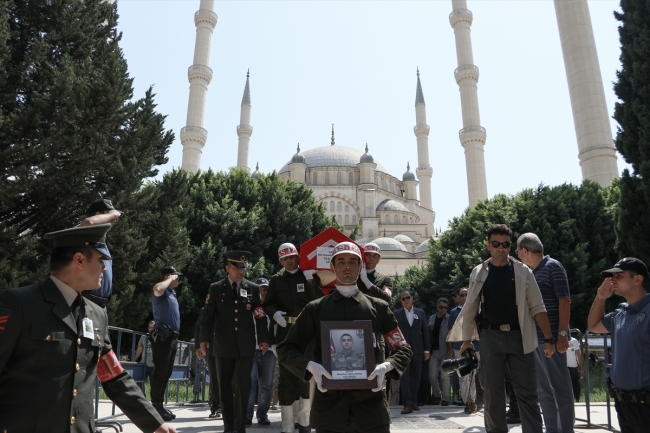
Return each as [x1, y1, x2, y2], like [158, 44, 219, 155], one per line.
[489, 241, 512, 249]
[438, 305, 448, 310]
[401, 296, 412, 301]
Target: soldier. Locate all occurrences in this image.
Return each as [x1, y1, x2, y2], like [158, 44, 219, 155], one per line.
[356, 242, 393, 303]
[278, 242, 412, 433]
[200, 251, 270, 433]
[0, 224, 175, 433]
[263, 242, 322, 433]
[331, 334, 365, 371]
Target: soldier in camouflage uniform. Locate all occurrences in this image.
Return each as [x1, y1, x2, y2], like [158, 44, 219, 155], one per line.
[331, 334, 365, 371]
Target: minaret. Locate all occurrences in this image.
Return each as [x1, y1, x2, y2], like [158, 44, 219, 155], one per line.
[237, 70, 253, 172]
[180, 0, 217, 173]
[554, 0, 618, 186]
[449, 0, 488, 206]
[331, 124, 335, 146]
[414, 69, 433, 210]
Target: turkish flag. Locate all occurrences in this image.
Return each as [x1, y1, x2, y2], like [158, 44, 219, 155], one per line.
[330, 334, 336, 354]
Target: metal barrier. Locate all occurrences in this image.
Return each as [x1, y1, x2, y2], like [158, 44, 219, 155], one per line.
[94, 326, 208, 422]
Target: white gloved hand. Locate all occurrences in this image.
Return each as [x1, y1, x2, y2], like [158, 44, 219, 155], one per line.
[302, 269, 317, 280]
[270, 344, 278, 358]
[273, 311, 287, 327]
[367, 362, 394, 392]
[382, 286, 393, 297]
[359, 267, 372, 289]
[307, 361, 332, 393]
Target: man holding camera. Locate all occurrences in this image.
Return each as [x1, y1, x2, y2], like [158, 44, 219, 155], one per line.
[448, 224, 555, 433]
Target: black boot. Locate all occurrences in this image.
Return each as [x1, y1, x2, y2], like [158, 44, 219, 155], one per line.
[152, 402, 174, 422]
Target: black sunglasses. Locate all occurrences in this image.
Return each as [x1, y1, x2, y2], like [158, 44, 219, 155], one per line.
[401, 296, 411, 301]
[438, 305, 448, 310]
[489, 241, 512, 249]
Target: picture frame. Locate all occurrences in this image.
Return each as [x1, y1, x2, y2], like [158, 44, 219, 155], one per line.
[320, 321, 376, 390]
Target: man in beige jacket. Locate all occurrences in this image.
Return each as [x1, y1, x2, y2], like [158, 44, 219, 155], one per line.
[448, 224, 555, 433]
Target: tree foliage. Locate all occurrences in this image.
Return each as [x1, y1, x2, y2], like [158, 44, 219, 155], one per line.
[395, 182, 621, 332]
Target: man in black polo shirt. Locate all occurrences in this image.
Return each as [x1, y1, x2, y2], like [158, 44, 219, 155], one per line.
[448, 224, 555, 433]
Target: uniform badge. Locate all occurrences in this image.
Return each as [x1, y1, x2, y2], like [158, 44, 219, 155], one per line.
[82, 318, 94, 339]
[205, 294, 210, 304]
[240, 288, 248, 298]
[297, 283, 305, 293]
[636, 313, 645, 325]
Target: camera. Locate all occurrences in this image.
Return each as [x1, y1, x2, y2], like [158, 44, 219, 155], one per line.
[441, 348, 478, 377]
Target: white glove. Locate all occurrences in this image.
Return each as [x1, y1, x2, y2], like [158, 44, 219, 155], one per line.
[359, 267, 372, 289]
[302, 269, 317, 280]
[270, 344, 278, 358]
[307, 361, 332, 393]
[273, 311, 287, 327]
[382, 286, 392, 297]
[367, 362, 393, 392]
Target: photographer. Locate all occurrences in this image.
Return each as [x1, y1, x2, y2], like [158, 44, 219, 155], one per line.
[448, 224, 554, 433]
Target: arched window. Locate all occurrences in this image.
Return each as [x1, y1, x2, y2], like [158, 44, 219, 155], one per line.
[385, 215, 390, 223]
[330, 201, 335, 212]
[337, 215, 342, 223]
[337, 171, 342, 184]
[348, 172, 353, 184]
[402, 216, 407, 224]
[382, 178, 386, 190]
[352, 215, 357, 224]
[345, 215, 349, 224]
[345, 205, 349, 213]
[337, 202, 342, 212]
[394, 215, 399, 224]
[325, 172, 330, 184]
[412, 246, 416, 253]
[312, 172, 318, 185]
[410, 217, 413, 224]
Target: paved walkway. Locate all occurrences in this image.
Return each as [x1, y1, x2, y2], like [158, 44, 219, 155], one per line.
[97, 401, 620, 432]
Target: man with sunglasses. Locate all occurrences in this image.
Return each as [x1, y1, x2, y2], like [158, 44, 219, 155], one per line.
[448, 224, 554, 433]
[428, 298, 451, 406]
[588, 258, 650, 433]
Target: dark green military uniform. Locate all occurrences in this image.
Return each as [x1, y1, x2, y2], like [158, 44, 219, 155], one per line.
[201, 277, 269, 433]
[0, 278, 162, 433]
[357, 270, 393, 303]
[277, 289, 412, 433]
[263, 268, 322, 405]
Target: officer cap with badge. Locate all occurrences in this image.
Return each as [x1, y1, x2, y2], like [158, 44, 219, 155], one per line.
[225, 251, 252, 268]
[43, 223, 112, 260]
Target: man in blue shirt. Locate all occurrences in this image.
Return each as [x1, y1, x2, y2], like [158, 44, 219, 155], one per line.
[151, 266, 182, 422]
[517, 233, 574, 433]
[588, 258, 650, 433]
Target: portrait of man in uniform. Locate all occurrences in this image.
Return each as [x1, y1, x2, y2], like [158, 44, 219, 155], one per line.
[331, 332, 366, 378]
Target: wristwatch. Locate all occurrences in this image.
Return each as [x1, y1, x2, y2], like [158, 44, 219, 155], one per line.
[558, 331, 568, 337]
[544, 337, 556, 345]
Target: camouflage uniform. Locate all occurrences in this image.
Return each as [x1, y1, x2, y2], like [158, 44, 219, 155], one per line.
[332, 351, 366, 371]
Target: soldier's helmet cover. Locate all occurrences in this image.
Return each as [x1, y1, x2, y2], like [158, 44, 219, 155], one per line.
[364, 242, 381, 256]
[330, 242, 362, 261]
[278, 243, 298, 258]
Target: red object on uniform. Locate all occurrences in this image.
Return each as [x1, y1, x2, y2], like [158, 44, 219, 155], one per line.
[253, 306, 266, 319]
[300, 227, 363, 295]
[97, 350, 125, 382]
[384, 327, 409, 350]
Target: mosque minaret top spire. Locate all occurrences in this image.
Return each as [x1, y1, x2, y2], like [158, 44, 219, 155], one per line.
[236, 70, 253, 172]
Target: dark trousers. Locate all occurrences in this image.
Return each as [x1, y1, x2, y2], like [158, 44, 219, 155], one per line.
[505, 365, 519, 416]
[279, 362, 309, 405]
[208, 350, 221, 411]
[316, 408, 390, 433]
[400, 355, 423, 407]
[479, 329, 542, 433]
[568, 367, 581, 402]
[150, 336, 178, 403]
[217, 356, 254, 433]
[615, 400, 650, 433]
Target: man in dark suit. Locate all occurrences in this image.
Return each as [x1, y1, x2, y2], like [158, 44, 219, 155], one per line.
[200, 251, 270, 433]
[395, 290, 430, 414]
[0, 224, 174, 433]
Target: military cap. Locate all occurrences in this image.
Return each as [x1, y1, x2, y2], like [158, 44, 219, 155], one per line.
[364, 242, 381, 256]
[161, 266, 182, 276]
[602, 257, 649, 278]
[331, 242, 362, 261]
[87, 198, 123, 217]
[225, 251, 251, 268]
[44, 224, 112, 259]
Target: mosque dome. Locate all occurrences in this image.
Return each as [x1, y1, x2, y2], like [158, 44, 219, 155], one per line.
[279, 145, 389, 174]
[251, 162, 261, 180]
[371, 237, 408, 253]
[415, 238, 431, 253]
[392, 233, 415, 243]
[402, 162, 416, 181]
[290, 144, 306, 164]
[376, 199, 409, 212]
[359, 144, 375, 164]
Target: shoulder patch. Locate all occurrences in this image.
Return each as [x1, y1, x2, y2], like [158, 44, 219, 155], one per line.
[0, 308, 10, 333]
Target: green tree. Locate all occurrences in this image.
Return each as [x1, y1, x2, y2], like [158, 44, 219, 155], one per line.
[612, 0, 650, 265]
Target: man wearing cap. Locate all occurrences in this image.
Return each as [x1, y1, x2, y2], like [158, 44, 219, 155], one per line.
[246, 278, 276, 427]
[263, 243, 322, 433]
[200, 251, 270, 433]
[588, 257, 650, 432]
[150, 266, 183, 421]
[79, 198, 122, 309]
[357, 242, 393, 303]
[277, 241, 412, 433]
[0, 224, 175, 433]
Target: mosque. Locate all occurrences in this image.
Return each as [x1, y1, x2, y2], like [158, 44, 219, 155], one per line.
[177, 0, 619, 276]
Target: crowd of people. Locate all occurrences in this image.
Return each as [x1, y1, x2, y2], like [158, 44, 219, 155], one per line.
[0, 197, 648, 433]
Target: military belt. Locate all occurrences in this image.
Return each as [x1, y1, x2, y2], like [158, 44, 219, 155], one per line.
[285, 316, 299, 325]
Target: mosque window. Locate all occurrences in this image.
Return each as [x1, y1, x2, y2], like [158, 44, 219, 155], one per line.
[382, 178, 386, 190]
[352, 215, 357, 224]
[394, 215, 399, 224]
[345, 205, 349, 213]
[337, 215, 342, 223]
[337, 202, 342, 212]
[348, 172, 353, 184]
[326, 172, 331, 184]
[385, 215, 390, 223]
[337, 171, 342, 184]
[345, 215, 349, 224]
[402, 216, 407, 224]
[313, 172, 318, 185]
[330, 201, 335, 212]
[412, 246, 416, 253]
[410, 217, 413, 224]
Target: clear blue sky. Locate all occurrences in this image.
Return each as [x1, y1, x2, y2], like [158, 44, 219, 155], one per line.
[116, 0, 627, 230]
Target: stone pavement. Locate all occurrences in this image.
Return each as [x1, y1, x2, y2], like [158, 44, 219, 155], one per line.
[97, 401, 621, 432]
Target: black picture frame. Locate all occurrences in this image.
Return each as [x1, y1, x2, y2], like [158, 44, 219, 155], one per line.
[320, 321, 376, 390]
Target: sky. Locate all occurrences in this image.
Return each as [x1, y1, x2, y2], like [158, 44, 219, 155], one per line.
[115, 0, 627, 231]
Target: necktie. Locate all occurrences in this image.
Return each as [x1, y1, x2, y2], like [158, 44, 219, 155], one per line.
[232, 282, 238, 298]
[72, 294, 84, 335]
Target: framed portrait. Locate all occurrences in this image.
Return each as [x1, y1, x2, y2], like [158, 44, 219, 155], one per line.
[320, 321, 376, 390]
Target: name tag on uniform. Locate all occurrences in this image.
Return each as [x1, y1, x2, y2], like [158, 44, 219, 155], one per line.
[82, 318, 94, 339]
[240, 288, 248, 298]
[296, 284, 305, 293]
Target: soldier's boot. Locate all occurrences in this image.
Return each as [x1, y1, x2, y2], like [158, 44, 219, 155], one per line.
[281, 405, 295, 433]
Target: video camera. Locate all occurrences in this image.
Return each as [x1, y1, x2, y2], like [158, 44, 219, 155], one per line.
[441, 348, 478, 377]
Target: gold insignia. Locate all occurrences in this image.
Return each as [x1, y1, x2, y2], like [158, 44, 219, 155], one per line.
[205, 294, 210, 304]
[240, 255, 245, 261]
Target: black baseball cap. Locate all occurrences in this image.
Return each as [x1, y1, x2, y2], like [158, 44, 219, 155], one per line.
[161, 266, 182, 276]
[601, 257, 649, 278]
[256, 277, 269, 286]
[87, 199, 123, 217]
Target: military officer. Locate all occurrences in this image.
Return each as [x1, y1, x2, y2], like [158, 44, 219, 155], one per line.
[277, 242, 413, 433]
[200, 251, 270, 433]
[0, 224, 175, 433]
[263, 242, 322, 433]
[331, 334, 365, 371]
[356, 242, 393, 303]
